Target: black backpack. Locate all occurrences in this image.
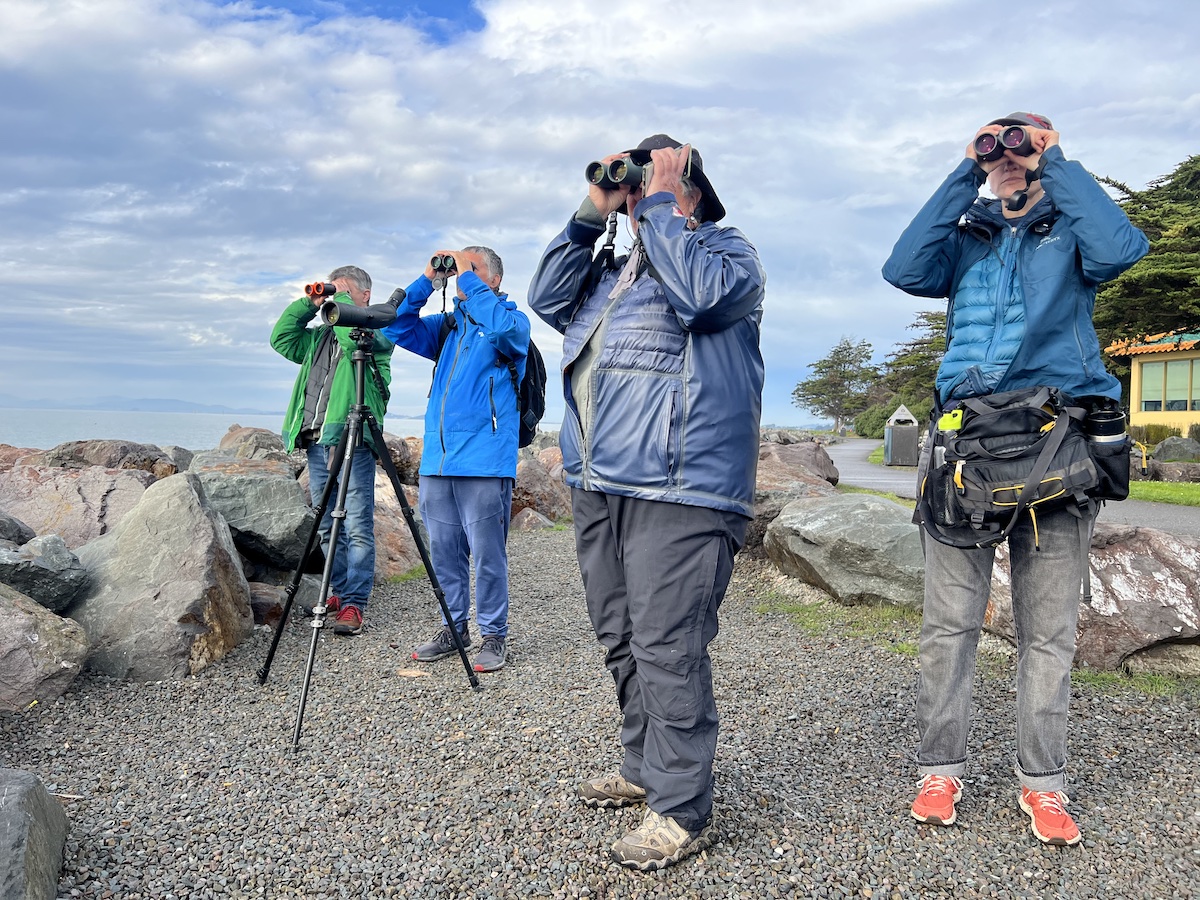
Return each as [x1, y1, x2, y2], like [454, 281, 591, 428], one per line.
[436, 314, 547, 448]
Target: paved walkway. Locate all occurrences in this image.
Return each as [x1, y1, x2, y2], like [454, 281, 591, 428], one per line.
[824, 437, 1200, 539]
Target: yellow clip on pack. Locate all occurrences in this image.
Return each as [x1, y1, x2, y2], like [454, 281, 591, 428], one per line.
[937, 409, 963, 431]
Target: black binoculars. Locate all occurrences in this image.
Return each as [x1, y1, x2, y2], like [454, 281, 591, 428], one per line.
[974, 125, 1034, 162]
[585, 158, 644, 190]
[430, 254, 457, 273]
[305, 282, 338, 298]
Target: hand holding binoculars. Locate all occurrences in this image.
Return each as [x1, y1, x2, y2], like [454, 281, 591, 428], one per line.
[973, 125, 1035, 162]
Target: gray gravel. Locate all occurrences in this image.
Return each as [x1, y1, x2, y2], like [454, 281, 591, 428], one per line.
[4, 529, 1199, 899]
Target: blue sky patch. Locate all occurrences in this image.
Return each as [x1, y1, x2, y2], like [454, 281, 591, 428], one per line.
[253, 0, 486, 43]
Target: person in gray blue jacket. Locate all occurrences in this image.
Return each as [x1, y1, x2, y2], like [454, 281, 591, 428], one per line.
[883, 113, 1147, 846]
[528, 134, 765, 870]
[381, 246, 529, 673]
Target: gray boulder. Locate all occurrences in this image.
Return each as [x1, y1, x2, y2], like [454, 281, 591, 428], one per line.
[218, 425, 297, 471]
[748, 441, 840, 554]
[764, 493, 924, 609]
[18, 439, 177, 480]
[1122, 641, 1200, 677]
[0, 510, 35, 546]
[70, 473, 253, 680]
[191, 457, 315, 569]
[0, 583, 90, 711]
[0, 768, 69, 900]
[159, 444, 195, 471]
[0, 465, 155, 549]
[986, 523, 1200, 670]
[1150, 435, 1200, 462]
[0, 535, 89, 612]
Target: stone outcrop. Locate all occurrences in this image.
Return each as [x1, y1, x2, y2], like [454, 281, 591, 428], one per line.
[0, 510, 35, 545]
[512, 508, 555, 531]
[748, 441, 840, 553]
[764, 493, 924, 609]
[70, 473, 252, 680]
[190, 456, 315, 569]
[512, 458, 572, 522]
[0, 465, 155, 549]
[0, 535, 89, 612]
[382, 432, 420, 485]
[0, 768, 69, 900]
[1150, 436, 1200, 462]
[373, 474, 424, 578]
[218, 425, 294, 468]
[17, 439, 177, 480]
[986, 523, 1200, 670]
[0, 444, 37, 473]
[0, 583, 90, 710]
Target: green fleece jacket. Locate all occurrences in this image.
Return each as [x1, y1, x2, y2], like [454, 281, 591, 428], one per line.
[271, 294, 394, 455]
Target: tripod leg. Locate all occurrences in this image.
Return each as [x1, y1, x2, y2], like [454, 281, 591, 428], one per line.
[366, 414, 481, 691]
[257, 434, 348, 685]
[292, 420, 360, 749]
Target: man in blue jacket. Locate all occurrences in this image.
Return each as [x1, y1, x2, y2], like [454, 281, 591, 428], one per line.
[381, 247, 529, 673]
[529, 135, 765, 870]
[883, 113, 1147, 846]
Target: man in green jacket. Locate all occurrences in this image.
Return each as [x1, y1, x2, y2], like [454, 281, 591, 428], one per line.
[271, 265, 394, 636]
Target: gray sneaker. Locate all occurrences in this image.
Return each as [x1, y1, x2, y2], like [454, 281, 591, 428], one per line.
[412, 625, 471, 662]
[610, 810, 715, 871]
[473, 635, 507, 672]
[577, 773, 647, 808]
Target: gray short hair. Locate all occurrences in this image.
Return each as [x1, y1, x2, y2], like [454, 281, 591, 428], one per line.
[328, 265, 371, 292]
[463, 246, 503, 282]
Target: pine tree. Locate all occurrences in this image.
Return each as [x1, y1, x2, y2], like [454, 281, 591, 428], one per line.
[791, 337, 878, 431]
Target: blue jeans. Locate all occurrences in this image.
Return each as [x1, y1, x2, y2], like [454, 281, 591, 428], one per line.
[306, 443, 377, 611]
[916, 505, 1093, 792]
[418, 475, 513, 637]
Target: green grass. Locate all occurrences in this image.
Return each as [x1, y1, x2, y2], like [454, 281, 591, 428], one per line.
[1071, 668, 1193, 698]
[1127, 480, 1200, 507]
[836, 484, 916, 509]
[867, 445, 884, 464]
[385, 564, 426, 584]
[755, 591, 921, 654]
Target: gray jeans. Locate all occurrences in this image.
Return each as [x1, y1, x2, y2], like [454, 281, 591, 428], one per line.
[916, 505, 1093, 792]
[571, 489, 746, 833]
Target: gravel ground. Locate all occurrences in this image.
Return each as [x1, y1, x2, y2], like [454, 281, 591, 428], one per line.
[3, 529, 1200, 899]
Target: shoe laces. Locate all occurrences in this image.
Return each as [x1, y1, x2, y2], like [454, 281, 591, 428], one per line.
[480, 635, 504, 654]
[917, 774, 960, 797]
[336, 605, 362, 625]
[1028, 790, 1068, 816]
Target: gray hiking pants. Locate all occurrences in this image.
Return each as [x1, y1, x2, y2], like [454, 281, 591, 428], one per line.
[571, 489, 746, 833]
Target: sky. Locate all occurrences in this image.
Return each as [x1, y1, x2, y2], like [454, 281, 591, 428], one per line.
[1, 0, 1197, 428]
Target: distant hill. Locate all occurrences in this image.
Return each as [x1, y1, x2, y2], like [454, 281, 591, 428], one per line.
[0, 395, 282, 415]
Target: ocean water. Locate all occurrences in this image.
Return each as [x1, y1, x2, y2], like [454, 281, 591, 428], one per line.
[0, 408, 423, 452]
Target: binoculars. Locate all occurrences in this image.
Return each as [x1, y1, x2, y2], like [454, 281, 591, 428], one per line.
[974, 125, 1034, 162]
[305, 282, 338, 298]
[585, 158, 644, 190]
[430, 254, 457, 273]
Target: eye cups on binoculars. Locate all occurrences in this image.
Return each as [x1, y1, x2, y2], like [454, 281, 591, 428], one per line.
[974, 125, 1034, 162]
[585, 158, 644, 190]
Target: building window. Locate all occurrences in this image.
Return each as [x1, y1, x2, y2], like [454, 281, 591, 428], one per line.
[1141, 361, 1163, 412]
[1166, 360, 1191, 411]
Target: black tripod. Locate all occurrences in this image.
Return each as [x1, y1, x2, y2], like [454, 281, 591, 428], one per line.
[257, 327, 480, 749]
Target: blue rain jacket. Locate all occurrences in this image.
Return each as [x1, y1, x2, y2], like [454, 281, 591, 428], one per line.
[382, 271, 529, 478]
[882, 146, 1148, 403]
[528, 191, 766, 518]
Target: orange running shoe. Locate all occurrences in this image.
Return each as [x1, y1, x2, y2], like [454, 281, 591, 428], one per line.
[1019, 787, 1081, 846]
[911, 774, 963, 825]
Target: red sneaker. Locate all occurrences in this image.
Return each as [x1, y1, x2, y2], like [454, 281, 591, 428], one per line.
[911, 774, 962, 825]
[1019, 787, 1081, 846]
[332, 604, 363, 636]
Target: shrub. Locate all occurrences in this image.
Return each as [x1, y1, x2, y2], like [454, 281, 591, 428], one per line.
[1144, 423, 1182, 445]
[1190, 423, 1200, 443]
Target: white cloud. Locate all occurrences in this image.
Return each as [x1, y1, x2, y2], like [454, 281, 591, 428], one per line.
[0, 0, 1197, 431]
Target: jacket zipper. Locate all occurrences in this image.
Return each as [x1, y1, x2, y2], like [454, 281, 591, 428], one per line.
[437, 325, 465, 475]
[489, 377, 497, 432]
